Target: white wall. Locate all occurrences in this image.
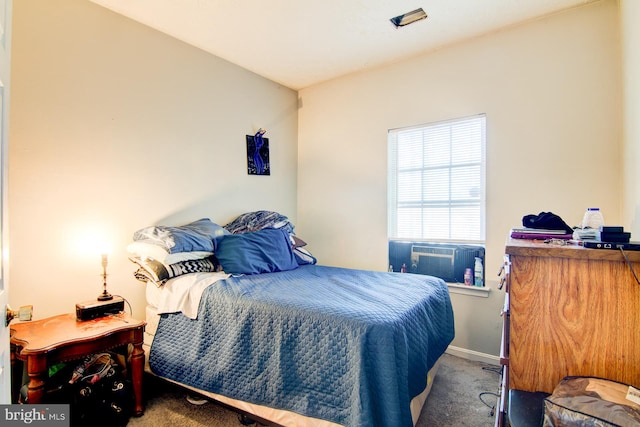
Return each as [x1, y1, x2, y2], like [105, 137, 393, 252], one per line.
[297, 0, 622, 356]
[8, 0, 628, 359]
[621, 0, 640, 236]
[8, 0, 299, 320]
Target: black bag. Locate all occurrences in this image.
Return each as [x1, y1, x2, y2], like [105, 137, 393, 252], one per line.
[20, 352, 134, 426]
[522, 212, 574, 234]
[67, 352, 134, 427]
[71, 373, 134, 427]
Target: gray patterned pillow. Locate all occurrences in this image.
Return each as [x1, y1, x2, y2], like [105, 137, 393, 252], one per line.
[130, 255, 221, 286]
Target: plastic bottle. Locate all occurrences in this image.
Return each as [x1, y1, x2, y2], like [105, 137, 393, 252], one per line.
[464, 268, 473, 286]
[474, 257, 484, 287]
[582, 208, 605, 230]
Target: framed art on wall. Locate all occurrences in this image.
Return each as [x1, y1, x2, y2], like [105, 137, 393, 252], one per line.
[246, 131, 270, 175]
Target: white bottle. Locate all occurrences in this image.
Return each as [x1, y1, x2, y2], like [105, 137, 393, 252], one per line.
[582, 208, 605, 230]
[474, 257, 484, 287]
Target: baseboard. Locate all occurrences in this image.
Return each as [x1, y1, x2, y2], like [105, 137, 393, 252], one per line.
[446, 345, 500, 365]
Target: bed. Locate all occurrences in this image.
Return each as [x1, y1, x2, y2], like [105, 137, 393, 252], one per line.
[130, 212, 455, 427]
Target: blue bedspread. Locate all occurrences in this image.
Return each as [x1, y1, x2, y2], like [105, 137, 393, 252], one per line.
[149, 265, 454, 427]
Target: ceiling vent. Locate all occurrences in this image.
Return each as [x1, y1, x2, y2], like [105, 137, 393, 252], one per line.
[390, 8, 427, 28]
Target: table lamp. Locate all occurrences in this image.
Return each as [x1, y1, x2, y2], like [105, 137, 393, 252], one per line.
[97, 253, 113, 301]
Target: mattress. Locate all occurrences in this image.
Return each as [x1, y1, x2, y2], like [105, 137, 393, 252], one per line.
[144, 266, 452, 426]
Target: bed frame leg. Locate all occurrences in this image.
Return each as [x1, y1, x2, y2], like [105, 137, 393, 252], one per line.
[238, 414, 257, 425]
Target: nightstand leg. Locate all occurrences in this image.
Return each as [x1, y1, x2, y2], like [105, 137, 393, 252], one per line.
[26, 355, 47, 404]
[130, 340, 145, 416]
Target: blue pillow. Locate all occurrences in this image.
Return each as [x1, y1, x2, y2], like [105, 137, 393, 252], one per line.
[215, 228, 298, 275]
[133, 218, 228, 253]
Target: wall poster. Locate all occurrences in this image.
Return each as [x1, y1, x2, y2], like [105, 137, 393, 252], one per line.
[246, 130, 270, 175]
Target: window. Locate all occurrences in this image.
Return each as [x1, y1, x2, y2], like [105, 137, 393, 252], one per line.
[388, 114, 486, 243]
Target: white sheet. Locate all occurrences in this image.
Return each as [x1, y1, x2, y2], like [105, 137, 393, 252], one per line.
[153, 272, 229, 319]
[145, 281, 162, 308]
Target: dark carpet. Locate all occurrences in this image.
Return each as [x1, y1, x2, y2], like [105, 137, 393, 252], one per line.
[127, 353, 500, 426]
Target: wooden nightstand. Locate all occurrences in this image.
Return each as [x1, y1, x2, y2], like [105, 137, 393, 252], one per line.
[10, 312, 146, 416]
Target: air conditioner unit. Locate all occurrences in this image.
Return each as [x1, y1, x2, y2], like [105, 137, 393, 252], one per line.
[410, 244, 484, 283]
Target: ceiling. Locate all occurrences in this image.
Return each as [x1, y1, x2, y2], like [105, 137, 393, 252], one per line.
[89, 0, 598, 90]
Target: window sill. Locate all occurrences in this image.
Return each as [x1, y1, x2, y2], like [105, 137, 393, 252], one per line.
[446, 283, 491, 298]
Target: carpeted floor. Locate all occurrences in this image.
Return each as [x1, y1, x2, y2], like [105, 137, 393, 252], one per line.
[418, 353, 500, 426]
[127, 353, 500, 426]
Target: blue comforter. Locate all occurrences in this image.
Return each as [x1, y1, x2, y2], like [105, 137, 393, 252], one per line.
[149, 265, 454, 427]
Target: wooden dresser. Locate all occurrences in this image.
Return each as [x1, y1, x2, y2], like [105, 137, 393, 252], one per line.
[495, 238, 640, 426]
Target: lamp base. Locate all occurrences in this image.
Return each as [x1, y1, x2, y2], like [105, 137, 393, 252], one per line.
[97, 292, 113, 301]
[76, 296, 124, 321]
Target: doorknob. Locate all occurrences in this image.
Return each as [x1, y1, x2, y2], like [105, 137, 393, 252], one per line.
[5, 305, 15, 326]
[5, 305, 33, 326]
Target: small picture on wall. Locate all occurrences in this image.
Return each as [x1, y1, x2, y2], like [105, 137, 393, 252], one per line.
[246, 131, 270, 175]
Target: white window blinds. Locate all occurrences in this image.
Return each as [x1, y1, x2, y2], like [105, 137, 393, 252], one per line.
[388, 114, 486, 242]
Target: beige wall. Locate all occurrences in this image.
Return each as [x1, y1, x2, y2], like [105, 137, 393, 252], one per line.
[622, 0, 640, 236]
[8, 0, 299, 320]
[7, 0, 629, 359]
[298, 0, 622, 356]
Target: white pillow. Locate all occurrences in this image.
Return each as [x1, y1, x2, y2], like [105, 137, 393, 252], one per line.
[127, 241, 213, 265]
